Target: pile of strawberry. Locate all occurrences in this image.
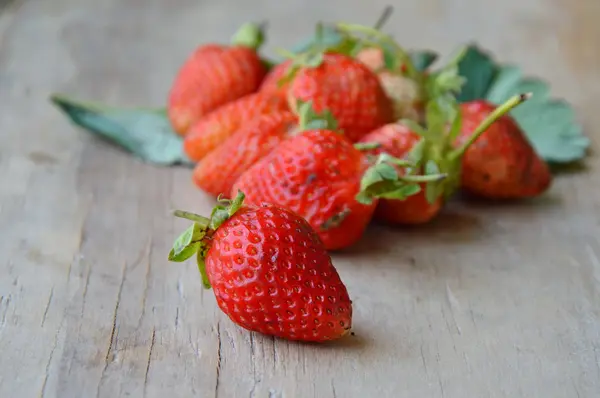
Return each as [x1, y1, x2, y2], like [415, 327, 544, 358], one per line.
[167, 10, 552, 343]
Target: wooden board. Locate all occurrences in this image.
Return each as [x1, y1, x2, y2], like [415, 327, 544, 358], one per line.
[1, 0, 599, 396]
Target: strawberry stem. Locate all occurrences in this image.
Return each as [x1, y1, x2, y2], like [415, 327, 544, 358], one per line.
[398, 173, 447, 183]
[173, 210, 211, 229]
[449, 93, 532, 161]
[354, 142, 382, 151]
[168, 191, 247, 290]
[373, 5, 394, 30]
[231, 22, 266, 50]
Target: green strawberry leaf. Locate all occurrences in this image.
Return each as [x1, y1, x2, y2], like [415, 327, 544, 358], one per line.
[408, 50, 439, 72]
[455, 45, 498, 102]
[456, 45, 590, 164]
[168, 222, 206, 262]
[50, 94, 193, 167]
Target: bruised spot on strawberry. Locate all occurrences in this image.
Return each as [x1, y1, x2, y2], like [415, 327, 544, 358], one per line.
[321, 208, 351, 231]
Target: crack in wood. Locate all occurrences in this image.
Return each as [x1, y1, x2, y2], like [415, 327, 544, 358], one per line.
[137, 236, 154, 330]
[95, 261, 127, 397]
[80, 267, 91, 318]
[215, 322, 222, 398]
[39, 317, 64, 398]
[143, 328, 156, 397]
[40, 287, 54, 327]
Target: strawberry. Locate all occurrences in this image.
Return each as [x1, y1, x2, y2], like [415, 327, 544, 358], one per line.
[168, 191, 353, 342]
[229, 114, 395, 250]
[456, 100, 552, 199]
[167, 23, 268, 136]
[356, 94, 533, 224]
[183, 92, 289, 161]
[357, 124, 443, 224]
[192, 111, 299, 197]
[283, 51, 395, 142]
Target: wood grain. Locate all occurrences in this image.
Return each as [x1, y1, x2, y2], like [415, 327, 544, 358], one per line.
[0, 0, 598, 397]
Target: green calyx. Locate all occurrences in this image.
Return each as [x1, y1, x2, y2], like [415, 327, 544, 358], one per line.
[230, 22, 267, 50]
[356, 153, 447, 205]
[168, 190, 246, 289]
[296, 99, 339, 132]
[275, 22, 331, 88]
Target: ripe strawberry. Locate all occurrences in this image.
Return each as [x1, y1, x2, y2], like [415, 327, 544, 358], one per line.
[456, 100, 552, 199]
[192, 111, 299, 197]
[231, 128, 379, 251]
[356, 94, 533, 223]
[183, 92, 289, 161]
[168, 192, 353, 342]
[167, 23, 268, 136]
[285, 52, 395, 142]
[357, 124, 443, 224]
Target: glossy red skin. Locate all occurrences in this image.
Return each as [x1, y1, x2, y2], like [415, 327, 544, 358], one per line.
[183, 92, 289, 161]
[206, 204, 352, 342]
[193, 112, 299, 197]
[457, 100, 552, 199]
[289, 53, 395, 142]
[358, 124, 443, 224]
[167, 45, 267, 136]
[232, 130, 377, 251]
[259, 60, 292, 97]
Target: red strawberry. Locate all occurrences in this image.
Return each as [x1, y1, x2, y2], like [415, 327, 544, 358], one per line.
[192, 111, 299, 197]
[167, 24, 268, 136]
[168, 192, 353, 342]
[183, 92, 289, 161]
[357, 124, 443, 224]
[286, 52, 395, 142]
[356, 94, 533, 223]
[259, 60, 292, 97]
[231, 128, 378, 251]
[456, 100, 552, 199]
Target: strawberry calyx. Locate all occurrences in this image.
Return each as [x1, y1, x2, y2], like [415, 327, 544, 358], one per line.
[384, 92, 532, 204]
[274, 23, 332, 89]
[295, 99, 339, 132]
[355, 153, 447, 205]
[168, 190, 246, 288]
[230, 22, 267, 50]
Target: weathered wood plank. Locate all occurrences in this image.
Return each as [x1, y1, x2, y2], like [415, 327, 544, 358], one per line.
[0, 0, 599, 397]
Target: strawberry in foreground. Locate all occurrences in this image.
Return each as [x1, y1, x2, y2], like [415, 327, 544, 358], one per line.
[168, 191, 353, 342]
[356, 93, 533, 224]
[183, 92, 289, 161]
[192, 111, 298, 197]
[167, 23, 268, 136]
[457, 100, 552, 199]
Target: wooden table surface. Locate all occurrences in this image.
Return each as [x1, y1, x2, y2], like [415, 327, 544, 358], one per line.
[1, 0, 599, 397]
